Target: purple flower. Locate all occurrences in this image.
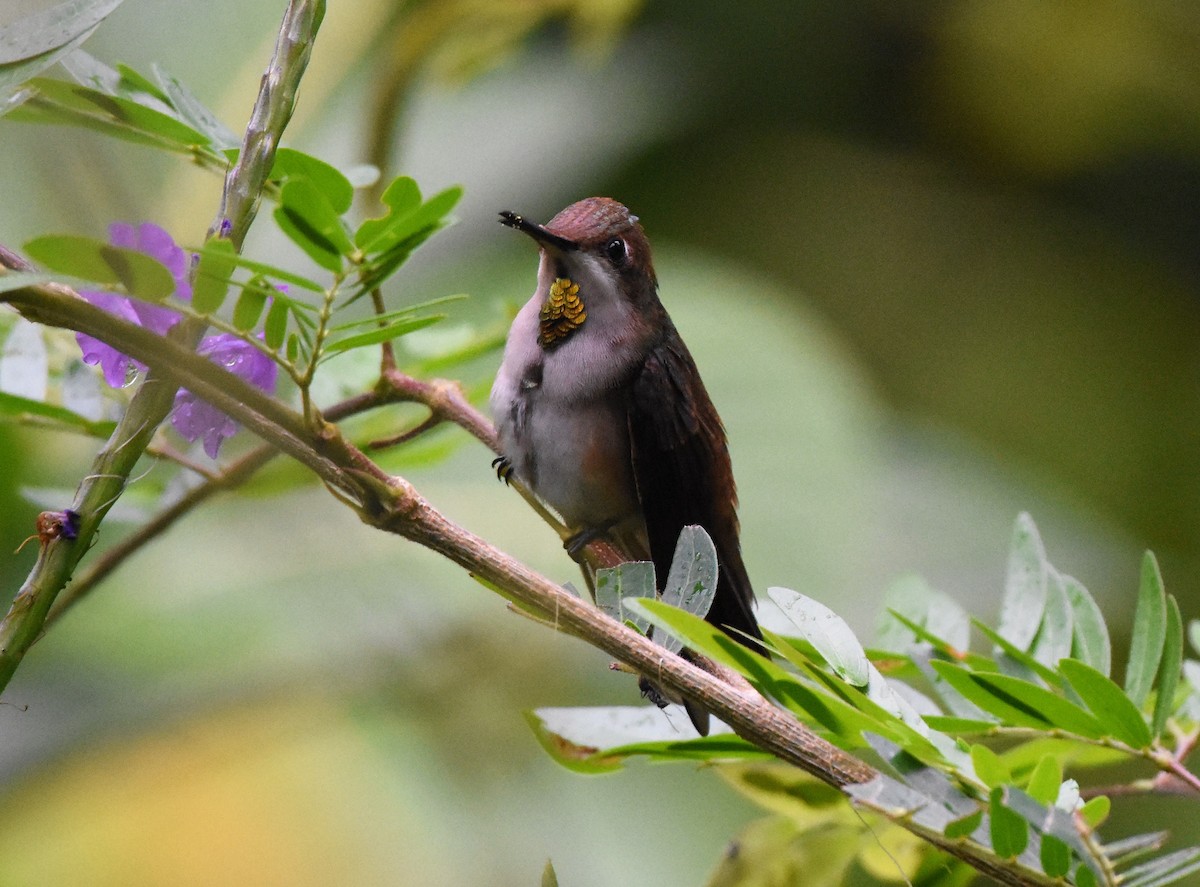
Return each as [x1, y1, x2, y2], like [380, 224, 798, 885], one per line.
[171, 334, 277, 459]
[75, 222, 279, 458]
[76, 222, 192, 387]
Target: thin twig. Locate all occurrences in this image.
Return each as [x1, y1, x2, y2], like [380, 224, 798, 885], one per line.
[144, 441, 223, 481]
[370, 286, 397, 373]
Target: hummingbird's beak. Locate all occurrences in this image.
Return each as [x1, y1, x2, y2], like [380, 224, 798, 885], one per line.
[498, 210, 578, 253]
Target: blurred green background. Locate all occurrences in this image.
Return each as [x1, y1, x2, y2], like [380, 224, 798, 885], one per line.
[1, 0, 1198, 884]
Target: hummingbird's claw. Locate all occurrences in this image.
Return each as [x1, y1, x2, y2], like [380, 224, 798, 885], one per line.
[491, 455, 513, 484]
[564, 522, 615, 557]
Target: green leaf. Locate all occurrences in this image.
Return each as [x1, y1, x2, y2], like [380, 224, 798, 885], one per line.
[355, 182, 463, 256]
[541, 860, 558, 887]
[999, 739, 1125, 776]
[274, 179, 353, 272]
[11, 77, 208, 147]
[998, 512, 1049, 651]
[525, 706, 758, 773]
[660, 525, 718, 629]
[152, 63, 238, 150]
[115, 62, 169, 103]
[759, 631, 890, 744]
[968, 671, 1106, 738]
[625, 597, 779, 692]
[1058, 658, 1152, 748]
[943, 809, 983, 840]
[1152, 595, 1184, 738]
[232, 284, 269, 331]
[191, 237, 235, 314]
[1126, 552, 1168, 708]
[769, 586, 870, 687]
[321, 315, 443, 356]
[348, 190, 464, 302]
[1104, 832, 1168, 865]
[1025, 754, 1061, 805]
[931, 661, 1056, 730]
[971, 744, 1010, 788]
[271, 148, 354, 214]
[286, 333, 300, 363]
[0, 390, 115, 437]
[188, 242, 324, 293]
[595, 562, 654, 634]
[1075, 865, 1099, 887]
[24, 234, 175, 299]
[354, 176, 421, 251]
[1080, 795, 1110, 829]
[973, 620, 1063, 689]
[989, 788, 1028, 859]
[1040, 835, 1071, 878]
[263, 299, 289, 351]
[525, 707, 641, 774]
[1063, 573, 1112, 677]
[922, 715, 995, 733]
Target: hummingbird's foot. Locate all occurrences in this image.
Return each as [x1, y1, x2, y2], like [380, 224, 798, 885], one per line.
[564, 521, 616, 557]
[491, 456, 513, 484]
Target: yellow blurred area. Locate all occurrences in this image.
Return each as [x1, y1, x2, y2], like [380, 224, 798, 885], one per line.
[0, 700, 429, 886]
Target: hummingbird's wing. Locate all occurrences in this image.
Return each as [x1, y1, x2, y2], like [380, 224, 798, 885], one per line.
[627, 325, 764, 651]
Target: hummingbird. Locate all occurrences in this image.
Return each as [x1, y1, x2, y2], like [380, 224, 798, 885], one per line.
[490, 197, 764, 729]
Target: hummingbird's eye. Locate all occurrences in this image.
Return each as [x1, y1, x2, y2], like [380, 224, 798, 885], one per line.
[604, 238, 627, 265]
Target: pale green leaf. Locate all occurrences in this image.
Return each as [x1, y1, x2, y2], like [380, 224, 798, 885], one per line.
[1152, 595, 1183, 738]
[998, 512, 1049, 651]
[595, 562, 654, 633]
[1126, 552, 1168, 708]
[1029, 568, 1073, 669]
[1063, 573, 1111, 677]
[660, 525, 718, 627]
[769, 586, 869, 687]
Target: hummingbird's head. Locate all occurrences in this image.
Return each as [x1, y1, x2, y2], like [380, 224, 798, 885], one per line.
[499, 197, 658, 305]
[500, 198, 662, 350]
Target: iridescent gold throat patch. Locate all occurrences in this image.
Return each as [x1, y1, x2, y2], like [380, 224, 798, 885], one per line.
[538, 277, 586, 347]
